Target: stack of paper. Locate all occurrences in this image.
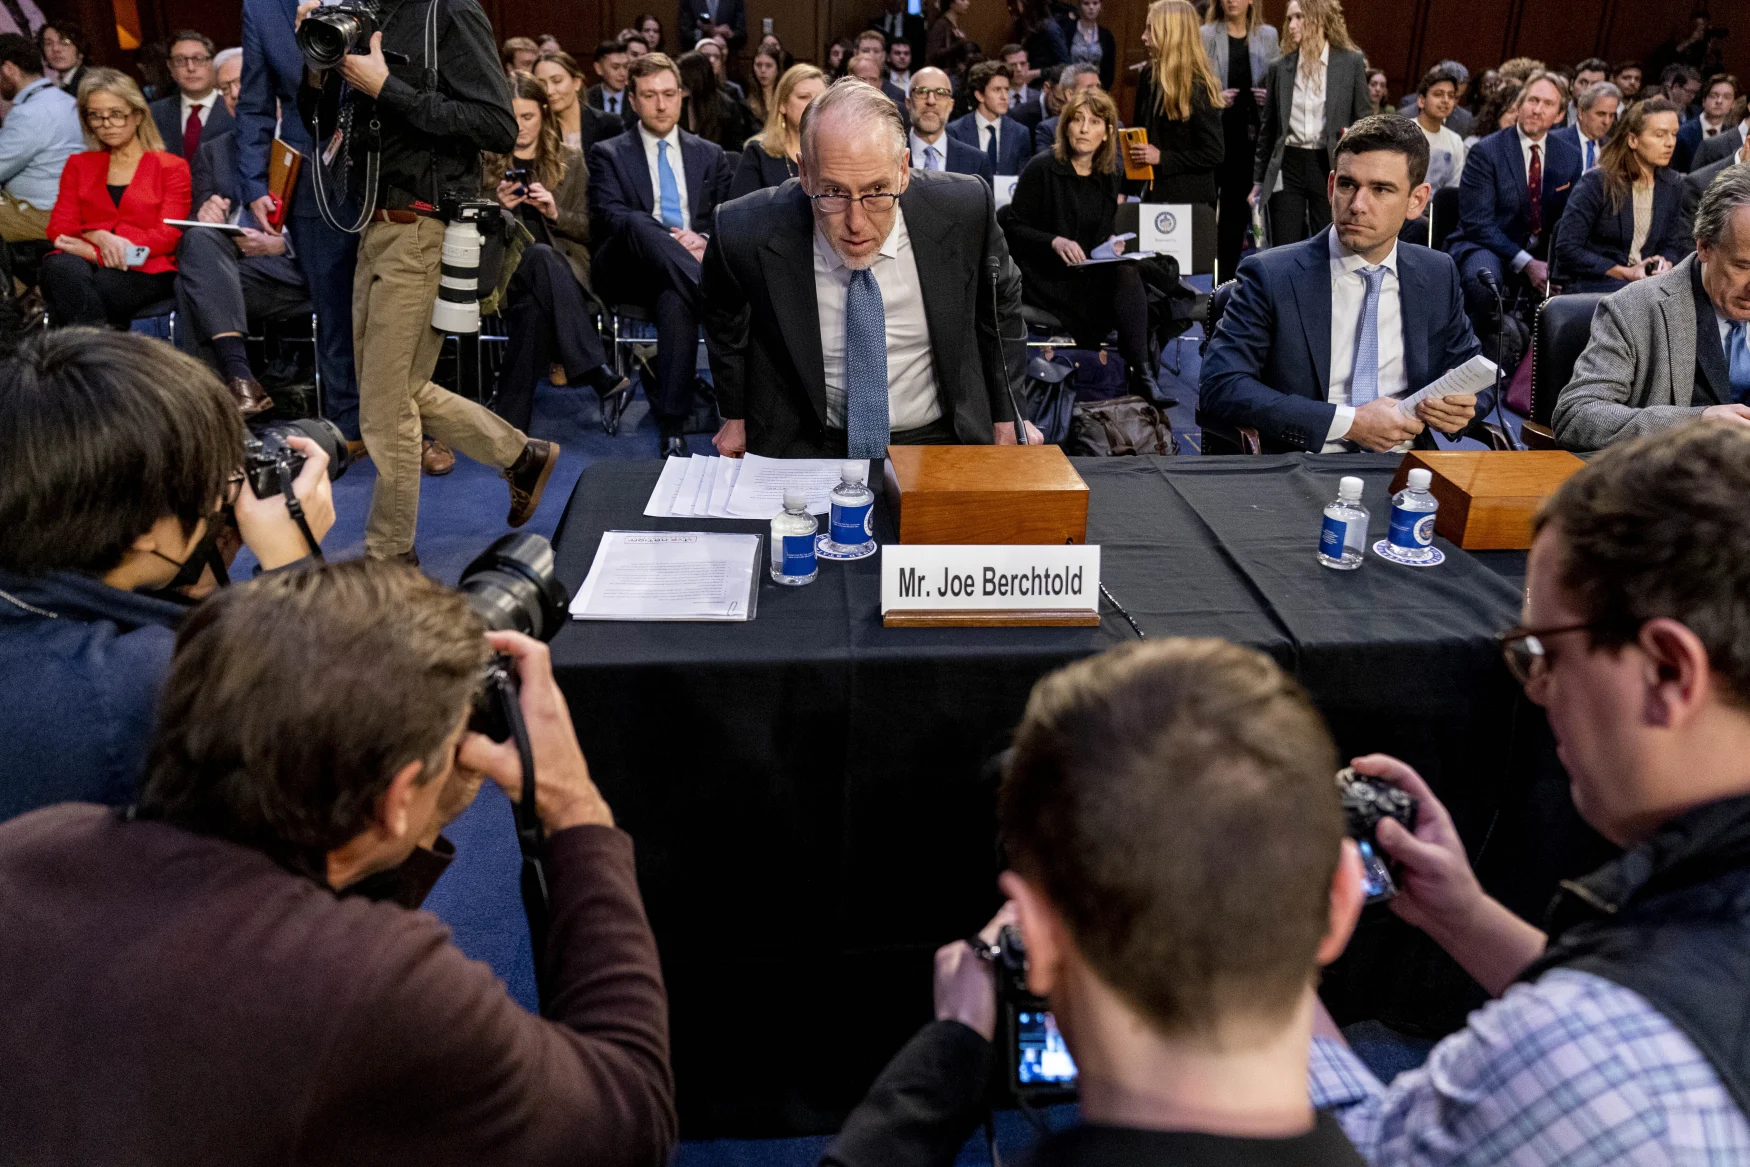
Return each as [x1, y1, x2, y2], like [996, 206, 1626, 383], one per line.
[643, 454, 848, 519]
[1397, 354, 1499, 417]
[644, 455, 746, 518]
[570, 530, 761, 621]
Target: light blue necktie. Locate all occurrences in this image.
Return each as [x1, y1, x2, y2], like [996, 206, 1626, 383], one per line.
[924, 144, 940, 171]
[845, 268, 890, 457]
[657, 139, 684, 229]
[1350, 265, 1387, 408]
[1730, 322, 1750, 404]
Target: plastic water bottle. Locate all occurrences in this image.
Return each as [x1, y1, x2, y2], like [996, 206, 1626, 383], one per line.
[1387, 468, 1439, 562]
[826, 461, 877, 558]
[770, 488, 818, 586]
[1317, 476, 1369, 570]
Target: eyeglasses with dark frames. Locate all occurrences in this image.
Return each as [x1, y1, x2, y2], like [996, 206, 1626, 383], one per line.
[84, 110, 136, 127]
[911, 86, 952, 101]
[1497, 622, 1601, 686]
[170, 54, 213, 68]
[808, 190, 901, 214]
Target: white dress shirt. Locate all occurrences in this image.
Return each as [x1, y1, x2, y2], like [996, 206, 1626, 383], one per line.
[1324, 230, 1406, 451]
[1509, 126, 1549, 273]
[814, 209, 942, 432]
[180, 88, 219, 129]
[1701, 114, 1725, 138]
[639, 123, 689, 228]
[1577, 128, 1604, 173]
[890, 69, 912, 96]
[974, 110, 1004, 157]
[910, 129, 948, 171]
[1286, 43, 1329, 150]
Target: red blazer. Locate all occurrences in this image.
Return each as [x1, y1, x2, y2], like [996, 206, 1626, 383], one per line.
[46, 150, 191, 275]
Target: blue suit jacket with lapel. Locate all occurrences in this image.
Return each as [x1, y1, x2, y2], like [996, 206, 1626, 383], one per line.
[149, 93, 234, 161]
[237, 0, 322, 216]
[587, 123, 729, 245]
[945, 112, 1032, 176]
[1200, 228, 1485, 453]
[1447, 125, 1581, 266]
[1554, 167, 1687, 283]
[912, 134, 994, 184]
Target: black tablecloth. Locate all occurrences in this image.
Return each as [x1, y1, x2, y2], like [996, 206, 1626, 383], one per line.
[548, 453, 1605, 1136]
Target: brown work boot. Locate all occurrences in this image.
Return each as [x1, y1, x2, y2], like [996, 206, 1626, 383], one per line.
[421, 436, 455, 476]
[504, 438, 560, 528]
[227, 376, 273, 417]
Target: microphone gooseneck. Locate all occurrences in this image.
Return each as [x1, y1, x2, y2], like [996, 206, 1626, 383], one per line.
[987, 254, 1028, 445]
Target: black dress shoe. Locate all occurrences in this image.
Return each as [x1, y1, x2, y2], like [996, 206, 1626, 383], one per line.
[660, 433, 688, 459]
[587, 367, 634, 436]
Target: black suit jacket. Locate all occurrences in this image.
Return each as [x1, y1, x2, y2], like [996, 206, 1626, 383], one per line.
[148, 94, 235, 159]
[587, 123, 730, 244]
[586, 83, 631, 119]
[1678, 153, 1740, 258]
[190, 128, 241, 208]
[868, 10, 927, 60]
[910, 134, 993, 184]
[577, 103, 628, 155]
[1553, 167, 1687, 287]
[701, 171, 1027, 457]
[1693, 124, 1746, 170]
[677, 0, 745, 51]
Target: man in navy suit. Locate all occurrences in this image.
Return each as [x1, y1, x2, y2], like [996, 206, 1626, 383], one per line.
[676, 0, 743, 55]
[1202, 116, 1486, 453]
[585, 39, 632, 119]
[148, 31, 235, 159]
[947, 61, 1030, 177]
[589, 52, 731, 457]
[907, 67, 992, 183]
[1444, 71, 1580, 337]
[236, 0, 360, 444]
[1033, 63, 1100, 155]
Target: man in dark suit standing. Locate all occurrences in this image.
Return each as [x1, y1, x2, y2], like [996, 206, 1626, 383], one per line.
[1202, 116, 1486, 454]
[585, 39, 632, 119]
[1445, 71, 1580, 337]
[947, 61, 1030, 177]
[589, 52, 732, 457]
[869, 0, 926, 65]
[702, 80, 1029, 459]
[676, 0, 743, 55]
[907, 67, 992, 183]
[149, 31, 234, 160]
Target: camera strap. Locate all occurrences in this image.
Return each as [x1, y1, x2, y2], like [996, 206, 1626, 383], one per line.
[276, 461, 326, 562]
[493, 665, 552, 1009]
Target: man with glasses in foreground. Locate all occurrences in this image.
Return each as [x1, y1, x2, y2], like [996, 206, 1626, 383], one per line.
[703, 78, 1030, 459]
[1309, 420, 1750, 1163]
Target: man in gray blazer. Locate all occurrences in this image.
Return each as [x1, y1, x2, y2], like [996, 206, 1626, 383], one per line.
[1554, 166, 1750, 449]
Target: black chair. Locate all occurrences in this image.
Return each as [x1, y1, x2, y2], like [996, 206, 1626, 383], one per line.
[1194, 279, 1260, 454]
[1520, 292, 1605, 448]
[1429, 187, 1462, 254]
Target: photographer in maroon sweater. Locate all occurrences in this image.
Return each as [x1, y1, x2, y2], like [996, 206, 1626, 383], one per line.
[0, 558, 675, 1167]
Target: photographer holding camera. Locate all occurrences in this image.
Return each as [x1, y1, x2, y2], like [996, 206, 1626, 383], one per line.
[295, 0, 559, 563]
[0, 328, 334, 822]
[0, 558, 675, 1165]
[823, 638, 1368, 1167]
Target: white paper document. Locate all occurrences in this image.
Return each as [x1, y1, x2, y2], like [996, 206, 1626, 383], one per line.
[724, 454, 844, 518]
[570, 531, 761, 621]
[1088, 233, 1136, 260]
[1397, 354, 1499, 417]
[642, 457, 689, 517]
[642, 455, 748, 518]
[1076, 249, 1159, 266]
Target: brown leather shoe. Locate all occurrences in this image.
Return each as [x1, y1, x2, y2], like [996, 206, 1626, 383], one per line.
[504, 438, 560, 528]
[346, 439, 370, 463]
[227, 376, 273, 417]
[421, 436, 455, 476]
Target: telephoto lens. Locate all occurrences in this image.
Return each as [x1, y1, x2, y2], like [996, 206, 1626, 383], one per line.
[296, 2, 378, 69]
[242, 417, 351, 500]
[458, 533, 569, 640]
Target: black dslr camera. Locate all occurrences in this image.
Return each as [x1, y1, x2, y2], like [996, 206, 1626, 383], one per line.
[242, 417, 351, 501]
[985, 923, 1078, 1105]
[1337, 768, 1418, 904]
[297, 0, 380, 69]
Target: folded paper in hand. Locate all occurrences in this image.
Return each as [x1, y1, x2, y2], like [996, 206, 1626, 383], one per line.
[1396, 354, 1498, 417]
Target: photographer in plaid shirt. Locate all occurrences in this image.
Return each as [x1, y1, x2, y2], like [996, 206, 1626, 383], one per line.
[1309, 420, 1750, 1163]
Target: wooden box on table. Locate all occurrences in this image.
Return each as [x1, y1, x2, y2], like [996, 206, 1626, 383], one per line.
[882, 444, 1090, 546]
[1390, 451, 1586, 550]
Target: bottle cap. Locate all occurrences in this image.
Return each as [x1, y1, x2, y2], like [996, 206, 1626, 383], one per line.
[783, 488, 808, 512]
[1338, 475, 1364, 500]
[840, 460, 867, 485]
[1407, 468, 1433, 491]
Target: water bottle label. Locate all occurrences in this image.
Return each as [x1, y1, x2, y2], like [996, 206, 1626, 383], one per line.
[1388, 507, 1436, 550]
[781, 533, 816, 576]
[830, 501, 873, 545]
[1320, 515, 1348, 557]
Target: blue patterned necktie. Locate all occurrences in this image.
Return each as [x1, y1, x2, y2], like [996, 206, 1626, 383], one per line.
[657, 139, 684, 229]
[1350, 265, 1387, 407]
[924, 144, 940, 171]
[844, 268, 891, 458]
[1730, 322, 1750, 405]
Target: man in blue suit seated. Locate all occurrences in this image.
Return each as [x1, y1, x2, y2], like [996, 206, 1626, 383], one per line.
[1444, 71, 1579, 338]
[588, 51, 732, 458]
[1202, 115, 1486, 453]
[947, 60, 1031, 177]
[906, 67, 992, 183]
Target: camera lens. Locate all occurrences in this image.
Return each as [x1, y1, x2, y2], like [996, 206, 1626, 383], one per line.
[297, 12, 358, 69]
[458, 533, 570, 641]
[249, 416, 352, 481]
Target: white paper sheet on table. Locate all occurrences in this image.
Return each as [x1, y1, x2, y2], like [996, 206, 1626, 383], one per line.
[689, 455, 718, 517]
[707, 456, 742, 516]
[642, 456, 689, 517]
[724, 454, 844, 518]
[1396, 354, 1499, 417]
[570, 530, 761, 621]
[642, 455, 750, 518]
[674, 455, 708, 517]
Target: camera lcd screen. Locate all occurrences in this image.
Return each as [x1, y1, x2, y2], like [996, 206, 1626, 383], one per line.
[1015, 1010, 1077, 1086]
[1357, 839, 1396, 903]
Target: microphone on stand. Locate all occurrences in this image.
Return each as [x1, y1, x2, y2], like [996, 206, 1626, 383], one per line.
[1474, 268, 1521, 450]
[987, 254, 1029, 445]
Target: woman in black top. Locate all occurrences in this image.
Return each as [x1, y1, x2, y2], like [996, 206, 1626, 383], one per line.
[1130, 0, 1225, 206]
[1201, 0, 1278, 281]
[1001, 87, 1162, 401]
[676, 51, 758, 155]
[729, 64, 826, 199]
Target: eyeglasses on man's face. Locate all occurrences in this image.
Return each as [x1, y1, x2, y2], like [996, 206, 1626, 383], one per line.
[912, 86, 952, 102]
[808, 190, 901, 214]
[170, 54, 212, 68]
[1496, 622, 1601, 686]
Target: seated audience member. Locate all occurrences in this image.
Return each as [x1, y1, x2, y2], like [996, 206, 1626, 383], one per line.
[536, 32, 561, 54]
[1691, 96, 1747, 172]
[1202, 115, 1486, 452]
[0, 557, 676, 1164]
[822, 638, 1369, 1167]
[1464, 77, 1521, 148]
[1567, 56, 1610, 114]
[747, 43, 782, 123]
[587, 39, 633, 118]
[948, 61, 1030, 176]
[620, 29, 650, 60]
[1553, 168, 1750, 448]
[1445, 70, 1578, 337]
[888, 37, 916, 99]
[1398, 58, 1473, 137]
[1034, 61, 1101, 154]
[847, 51, 902, 110]
[1130, 0, 1225, 207]
[1556, 80, 1620, 174]
[41, 69, 191, 330]
[1002, 87, 1166, 403]
[501, 34, 539, 75]
[1365, 66, 1389, 116]
[174, 47, 300, 416]
[907, 65, 992, 181]
[693, 35, 745, 103]
[677, 50, 757, 155]
[589, 52, 731, 457]
[1674, 73, 1737, 172]
[1554, 98, 1685, 293]
[36, 19, 87, 96]
[1612, 60, 1643, 100]
[0, 329, 333, 823]
[631, 12, 663, 53]
[1310, 421, 1750, 1163]
[148, 31, 233, 160]
[702, 80, 1029, 459]
[1659, 63, 1703, 120]
[1412, 65, 1467, 197]
[1002, 44, 1039, 114]
[0, 33, 82, 243]
[729, 63, 826, 198]
[538, 51, 626, 155]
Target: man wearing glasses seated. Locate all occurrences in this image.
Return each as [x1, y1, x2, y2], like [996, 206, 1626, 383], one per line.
[1307, 420, 1750, 1165]
[905, 67, 993, 184]
[148, 31, 233, 160]
[702, 78, 1032, 459]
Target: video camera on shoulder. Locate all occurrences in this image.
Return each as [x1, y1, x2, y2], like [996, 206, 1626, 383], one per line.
[1337, 768, 1418, 904]
[296, 0, 380, 69]
[988, 923, 1078, 1106]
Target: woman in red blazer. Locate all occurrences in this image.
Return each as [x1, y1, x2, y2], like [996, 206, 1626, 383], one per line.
[40, 68, 190, 329]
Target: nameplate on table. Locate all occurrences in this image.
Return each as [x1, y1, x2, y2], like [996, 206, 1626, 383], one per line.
[880, 544, 1101, 627]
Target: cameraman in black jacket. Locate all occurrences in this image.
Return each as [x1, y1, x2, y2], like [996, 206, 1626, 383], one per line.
[296, 0, 561, 563]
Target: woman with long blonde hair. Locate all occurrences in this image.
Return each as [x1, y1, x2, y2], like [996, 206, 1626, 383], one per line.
[1131, 0, 1225, 207]
[1201, 0, 1279, 279]
[728, 63, 826, 198]
[1251, 0, 1370, 244]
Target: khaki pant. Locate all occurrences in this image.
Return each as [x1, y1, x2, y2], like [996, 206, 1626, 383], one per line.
[353, 216, 527, 557]
[0, 194, 50, 242]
